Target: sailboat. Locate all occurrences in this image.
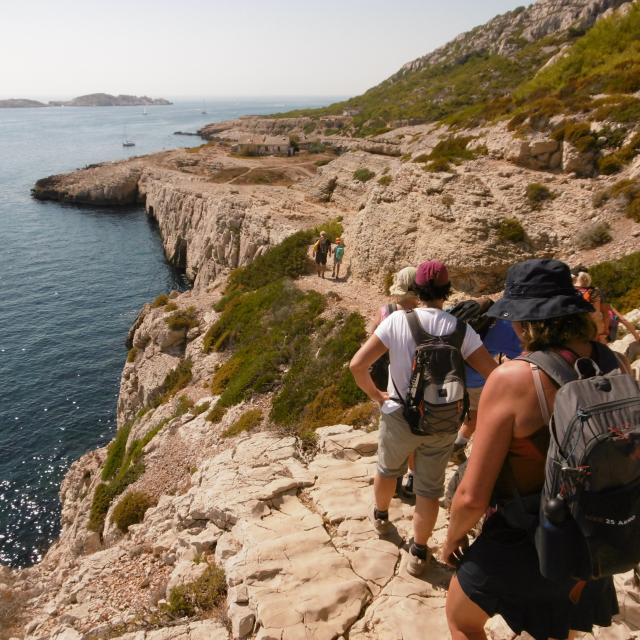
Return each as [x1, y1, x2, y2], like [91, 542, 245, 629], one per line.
[201, 99, 207, 115]
[122, 126, 135, 147]
[143, 106, 148, 116]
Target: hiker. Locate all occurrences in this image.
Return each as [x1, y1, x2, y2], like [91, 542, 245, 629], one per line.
[370, 266, 420, 497]
[607, 303, 640, 343]
[449, 301, 522, 465]
[312, 231, 332, 278]
[574, 270, 607, 343]
[332, 237, 345, 279]
[350, 260, 497, 576]
[444, 259, 630, 640]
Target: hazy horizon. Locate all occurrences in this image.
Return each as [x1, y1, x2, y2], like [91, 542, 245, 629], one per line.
[5, 0, 532, 101]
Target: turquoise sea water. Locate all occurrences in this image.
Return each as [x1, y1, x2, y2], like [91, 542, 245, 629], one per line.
[0, 97, 336, 567]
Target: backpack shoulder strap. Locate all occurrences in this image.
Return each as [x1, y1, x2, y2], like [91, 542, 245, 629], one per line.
[386, 303, 398, 316]
[591, 341, 621, 374]
[405, 309, 434, 345]
[448, 317, 466, 349]
[517, 351, 578, 388]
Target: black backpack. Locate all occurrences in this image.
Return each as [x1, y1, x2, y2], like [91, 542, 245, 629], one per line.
[447, 299, 495, 339]
[392, 309, 468, 436]
[369, 304, 398, 391]
[516, 345, 640, 581]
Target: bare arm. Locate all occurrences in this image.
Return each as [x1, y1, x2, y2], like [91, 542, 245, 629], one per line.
[349, 334, 389, 405]
[465, 345, 499, 380]
[442, 362, 524, 565]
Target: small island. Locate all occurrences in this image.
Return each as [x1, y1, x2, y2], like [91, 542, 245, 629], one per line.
[0, 93, 172, 108]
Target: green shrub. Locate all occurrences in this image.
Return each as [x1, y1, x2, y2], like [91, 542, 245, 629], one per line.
[593, 95, 640, 125]
[552, 121, 598, 153]
[575, 223, 612, 249]
[111, 491, 155, 533]
[164, 302, 178, 312]
[175, 395, 194, 416]
[165, 563, 227, 618]
[303, 122, 317, 135]
[193, 401, 210, 416]
[591, 251, 640, 311]
[149, 359, 193, 409]
[101, 422, 134, 481]
[217, 220, 342, 298]
[315, 159, 331, 167]
[526, 183, 555, 209]
[127, 346, 138, 363]
[353, 168, 375, 182]
[222, 409, 262, 438]
[377, 175, 392, 186]
[497, 218, 526, 243]
[425, 158, 451, 172]
[598, 154, 623, 175]
[206, 403, 226, 423]
[596, 179, 640, 221]
[151, 294, 169, 308]
[165, 307, 198, 331]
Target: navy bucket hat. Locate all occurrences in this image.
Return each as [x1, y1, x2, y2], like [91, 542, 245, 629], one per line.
[488, 259, 595, 322]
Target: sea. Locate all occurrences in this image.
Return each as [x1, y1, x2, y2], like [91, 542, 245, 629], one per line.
[0, 97, 337, 568]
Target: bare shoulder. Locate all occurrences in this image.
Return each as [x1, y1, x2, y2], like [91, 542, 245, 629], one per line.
[485, 358, 532, 391]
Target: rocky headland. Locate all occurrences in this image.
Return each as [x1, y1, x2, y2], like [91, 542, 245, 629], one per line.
[5, 0, 640, 638]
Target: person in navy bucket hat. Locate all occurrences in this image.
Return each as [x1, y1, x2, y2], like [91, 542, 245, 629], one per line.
[488, 259, 594, 322]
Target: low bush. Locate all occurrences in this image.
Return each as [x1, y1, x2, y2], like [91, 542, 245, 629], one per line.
[206, 403, 226, 423]
[575, 222, 612, 249]
[419, 135, 480, 171]
[526, 183, 555, 209]
[353, 168, 375, 182]
[552, 121, 598, 153]
[591, 251, 640, 311]
[222, 408, 262, 438]
[593, 95, 640, 125]
[598, 154, 623, 175]
[424, 158, 451, 172]
[496, 218, 526, 243]
[193, 401, 210, 416]
[442, 194, 455, 208]
[594, 179, 640, 221]
[165, 307, 198, 331]
[165, 563, 227, 618]
[149, 359, 193, 409]
[126, 346, 138, 363]
[164, 302, 178, 312]
[174, 395, 194, 416]
[101, 422, 134, 481]
[151, 294, 169, 308]
[111, 491, 155, 532]
[315, 159, 331, 167]
[377, 175, 392, 186]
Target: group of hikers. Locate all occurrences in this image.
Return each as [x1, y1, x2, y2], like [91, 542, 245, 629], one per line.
[311, 230, 345, 279]
[349, 257, 640, 640]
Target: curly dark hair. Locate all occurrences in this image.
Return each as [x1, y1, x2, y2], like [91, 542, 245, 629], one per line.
[519, 313, 596, 351]
[414, 281, 452, 303]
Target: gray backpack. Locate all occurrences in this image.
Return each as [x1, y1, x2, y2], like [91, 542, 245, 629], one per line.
[521, 345, 640, 581]
[392, 309, 468, 436]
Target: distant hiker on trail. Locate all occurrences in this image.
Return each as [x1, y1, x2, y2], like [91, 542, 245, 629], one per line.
[312, 231, 332, 278]
[574, 270, 607, 343]
[446, 299, 522, 465]
[370, 266, 420, 498]
[350, 260, 496, 577]
[332, 237, 345, 279]
[444, 259, 632, 640]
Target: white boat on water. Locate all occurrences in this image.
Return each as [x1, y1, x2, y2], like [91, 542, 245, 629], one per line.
[143, 106, 148, 116]
[122, 126, 135, 147]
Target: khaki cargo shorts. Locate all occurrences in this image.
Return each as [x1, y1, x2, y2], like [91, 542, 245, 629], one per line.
[467, 386, 483, 412]
[377, 408, 457, 499]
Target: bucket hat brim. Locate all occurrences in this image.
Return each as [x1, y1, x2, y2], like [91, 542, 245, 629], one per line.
[487, 292, 594, 321]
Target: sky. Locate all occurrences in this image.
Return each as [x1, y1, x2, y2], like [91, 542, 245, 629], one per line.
[2, 0, 533, 100]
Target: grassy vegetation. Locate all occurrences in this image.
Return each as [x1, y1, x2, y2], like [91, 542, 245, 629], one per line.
[593, 179, 640, 222]
[551, 121, 598, 153]
[415, 136, 484, 172]
[201, 223, 369, 440]
[164, 302, 178, 312]
[353, 168, 376, 182]
[377, 175, 392, 186]
[149, 359, 193, 409]
[127, 346, 138, 363]
[222, 408, 262, 438]
[496, 218, 526, 243]
[526, 183, 555, 210]
[576, 222, 612, 249]
[111, 491, 155, 533]
[591, 251, 640, 312]
[217, 220, 342, 297]
[165, 306, 198, 331]
[165, 563, 227, 618]
[175, 395, 194, 416]
[151, 294, 169, 308]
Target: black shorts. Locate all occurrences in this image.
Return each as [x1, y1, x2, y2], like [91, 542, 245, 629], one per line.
[315, 252, 328, 265]
[456, 513, 618, 640]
